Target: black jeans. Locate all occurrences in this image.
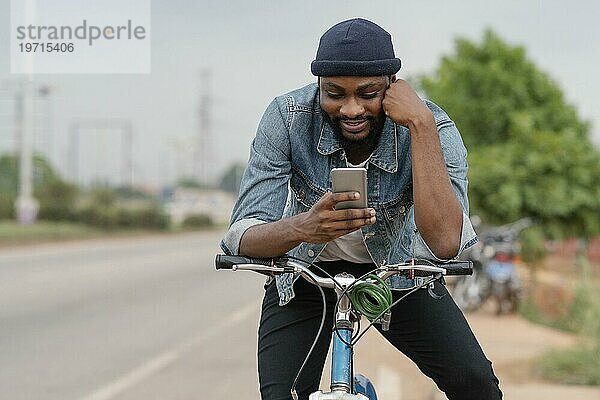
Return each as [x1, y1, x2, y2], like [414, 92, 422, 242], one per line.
[257, 261, 502, 400]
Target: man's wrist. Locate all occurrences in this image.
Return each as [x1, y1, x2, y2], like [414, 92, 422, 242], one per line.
[287, 213, 308, 243]
[407, 108, 436, 134]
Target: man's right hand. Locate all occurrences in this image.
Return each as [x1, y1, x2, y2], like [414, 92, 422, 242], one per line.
[292, 191, 376, 244]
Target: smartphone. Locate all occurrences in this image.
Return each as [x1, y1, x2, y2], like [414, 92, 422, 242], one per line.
[331, 167, 368, 210]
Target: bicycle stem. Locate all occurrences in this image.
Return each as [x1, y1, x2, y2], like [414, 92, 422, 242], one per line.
[331, 277, 355, 393]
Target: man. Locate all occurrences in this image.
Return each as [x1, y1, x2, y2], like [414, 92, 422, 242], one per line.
[221, 18, 502, 400]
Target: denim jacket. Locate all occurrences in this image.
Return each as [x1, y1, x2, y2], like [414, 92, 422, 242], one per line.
[221, 83, 478, 305]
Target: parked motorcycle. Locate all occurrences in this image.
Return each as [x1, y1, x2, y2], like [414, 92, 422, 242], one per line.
[452, 218, 533, 314]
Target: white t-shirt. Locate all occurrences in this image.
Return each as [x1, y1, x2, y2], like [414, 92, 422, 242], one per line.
[317, 158, 373, 263]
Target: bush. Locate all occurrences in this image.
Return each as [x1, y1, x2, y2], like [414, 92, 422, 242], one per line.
[78, 205, 169, 231]
[77, 206, 120, 230]
[36, 180, 79, 221]
[89, 186, 117, 208]
[530, 257, 600, 385]
[0, 194, 15, 219]
[75, 184, 169, 230]
[520, 226, 546, 262]
[522, 257, 600, 334]
[116, 208, 137, 228]
[128, 206, 170, 230]
[565, 259, 600, 337]
[182, 214, 213, 229]
[539, 345, 600, 385]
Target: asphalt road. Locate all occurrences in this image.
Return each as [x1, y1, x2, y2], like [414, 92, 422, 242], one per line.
[0, 230, 264, 400]
[3, 231, 599, 400]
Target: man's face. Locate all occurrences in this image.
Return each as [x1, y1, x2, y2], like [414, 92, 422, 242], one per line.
[319, 76, 388, 149]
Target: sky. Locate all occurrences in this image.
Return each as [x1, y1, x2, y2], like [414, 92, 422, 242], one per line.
[0, 0, 599, 187]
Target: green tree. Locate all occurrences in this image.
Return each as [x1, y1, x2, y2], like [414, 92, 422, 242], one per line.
[0, 153, 60, 194]
[0, 153, 76, 220]
[421, 29, 588, 148]
[420, 30, 600, 239]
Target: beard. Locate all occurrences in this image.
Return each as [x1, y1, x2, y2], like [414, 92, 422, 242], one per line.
[322, 110, 386, 153]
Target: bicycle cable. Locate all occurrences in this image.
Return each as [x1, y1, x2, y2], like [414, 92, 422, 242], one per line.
[282, 255, 443, 395]
[286, 256, 432, 348]
[289, 266, 328, 400]
[283, 256, 370, 374]
[284, 255, 358, 400]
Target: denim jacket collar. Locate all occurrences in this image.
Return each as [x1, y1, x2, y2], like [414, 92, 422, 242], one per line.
[316, 114, 399, 173]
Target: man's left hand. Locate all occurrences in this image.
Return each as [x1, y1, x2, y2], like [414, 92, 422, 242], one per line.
[382, 79, 433, 127]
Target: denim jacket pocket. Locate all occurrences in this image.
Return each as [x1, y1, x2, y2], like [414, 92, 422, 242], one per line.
[381, 194, 411, 234]
[290, 167, 327, 209]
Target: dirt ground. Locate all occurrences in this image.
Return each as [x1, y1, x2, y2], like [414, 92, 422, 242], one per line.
[318, 253, 600, 400]
[322, 303, 600, 400]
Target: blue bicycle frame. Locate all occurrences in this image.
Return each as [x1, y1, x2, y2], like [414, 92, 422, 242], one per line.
[331, 327, 353, 391]
[332, 330, 378, 399]
[308, 274, 378, 400]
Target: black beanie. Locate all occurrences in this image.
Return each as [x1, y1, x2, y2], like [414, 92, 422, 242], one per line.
[311, 18, 401, 77]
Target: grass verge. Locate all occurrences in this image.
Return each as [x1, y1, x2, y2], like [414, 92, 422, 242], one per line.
[0, 220, 225, 247]
[538, 345, 600, 385]
[521, 256, 600, 386]
[0, 220, 104, 245]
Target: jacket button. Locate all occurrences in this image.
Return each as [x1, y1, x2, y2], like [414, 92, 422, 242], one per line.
[399, 205, 406, 214]
[307, 249, 315, 257]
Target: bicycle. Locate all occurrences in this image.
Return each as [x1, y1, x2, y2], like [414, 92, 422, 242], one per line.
[215, 254, 472, 400]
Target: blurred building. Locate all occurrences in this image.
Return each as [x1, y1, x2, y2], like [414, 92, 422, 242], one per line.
[164, 187, 235, 225]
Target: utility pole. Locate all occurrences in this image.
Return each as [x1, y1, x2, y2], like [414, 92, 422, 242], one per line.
[68, 122, 80, 184]
[37, 85, 53, 164]
[13, 82, 23, 156]
[121, 121, 133, 187]
[197, 68, 213, 185]
[15, 0, 39, 224]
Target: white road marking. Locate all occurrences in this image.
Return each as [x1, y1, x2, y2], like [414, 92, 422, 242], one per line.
[376, 365, 402, 400]
[79, 302, 259, 400]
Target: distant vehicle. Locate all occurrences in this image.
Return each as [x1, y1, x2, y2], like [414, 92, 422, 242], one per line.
[452, 218, 533, 315]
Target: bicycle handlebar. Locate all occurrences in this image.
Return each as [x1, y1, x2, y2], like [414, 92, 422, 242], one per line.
[215, 255, 472, 289]
[215, 255, 274, 270]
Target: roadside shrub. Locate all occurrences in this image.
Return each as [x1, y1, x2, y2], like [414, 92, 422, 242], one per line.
[128, 206, 170, 230]
[89, 186, 117, 208]
[182, 214, 213, 229]
[116, 208, 137, 228]
[0, 194, 15, 219]
[36, 180, 79, 221]
[77, 206, 120, 230]
[531, 257, 600, 385]
[520, 226, 546, 262]
[78, 205, 169, 230]
[539, 345, 600, 385]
